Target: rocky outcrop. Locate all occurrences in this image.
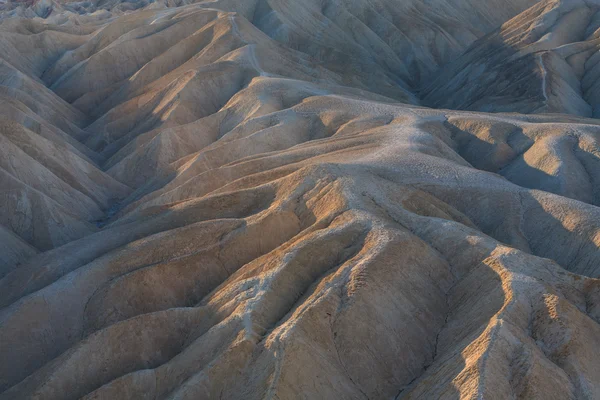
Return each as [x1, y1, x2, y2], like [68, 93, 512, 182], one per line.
[0, 0, 599, 399]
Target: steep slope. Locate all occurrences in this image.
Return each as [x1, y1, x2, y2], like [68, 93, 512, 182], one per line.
[422, 0, 600, 117]
[2, 102, 600, 398]
[0, 0, 599, 399]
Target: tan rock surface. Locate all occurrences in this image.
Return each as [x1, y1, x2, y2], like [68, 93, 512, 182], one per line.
[0, 0, 599, 399]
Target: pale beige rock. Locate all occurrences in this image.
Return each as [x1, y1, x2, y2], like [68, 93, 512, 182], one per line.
[0, 1, 599, 399]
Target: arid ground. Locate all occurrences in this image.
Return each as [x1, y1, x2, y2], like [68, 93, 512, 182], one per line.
[1, 0, 600, 398]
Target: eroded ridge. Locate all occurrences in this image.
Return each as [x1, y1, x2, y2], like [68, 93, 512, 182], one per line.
[0, 0, 599, 399]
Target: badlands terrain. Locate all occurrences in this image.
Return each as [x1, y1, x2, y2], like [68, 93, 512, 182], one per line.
[1, 0, 600, 398]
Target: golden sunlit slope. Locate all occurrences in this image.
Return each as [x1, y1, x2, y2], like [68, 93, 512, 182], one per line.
[0, 0, 599, 399]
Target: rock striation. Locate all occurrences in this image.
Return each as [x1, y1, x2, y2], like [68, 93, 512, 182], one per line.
[0, 0, 600, 399]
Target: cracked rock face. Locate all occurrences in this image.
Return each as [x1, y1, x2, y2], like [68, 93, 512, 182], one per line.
[1, 0, 600, 399]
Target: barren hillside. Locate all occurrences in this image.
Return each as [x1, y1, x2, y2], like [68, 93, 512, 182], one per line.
[1, 0, 600, 399]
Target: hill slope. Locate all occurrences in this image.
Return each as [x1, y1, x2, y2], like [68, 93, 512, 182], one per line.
[1, 0, 600, 399]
